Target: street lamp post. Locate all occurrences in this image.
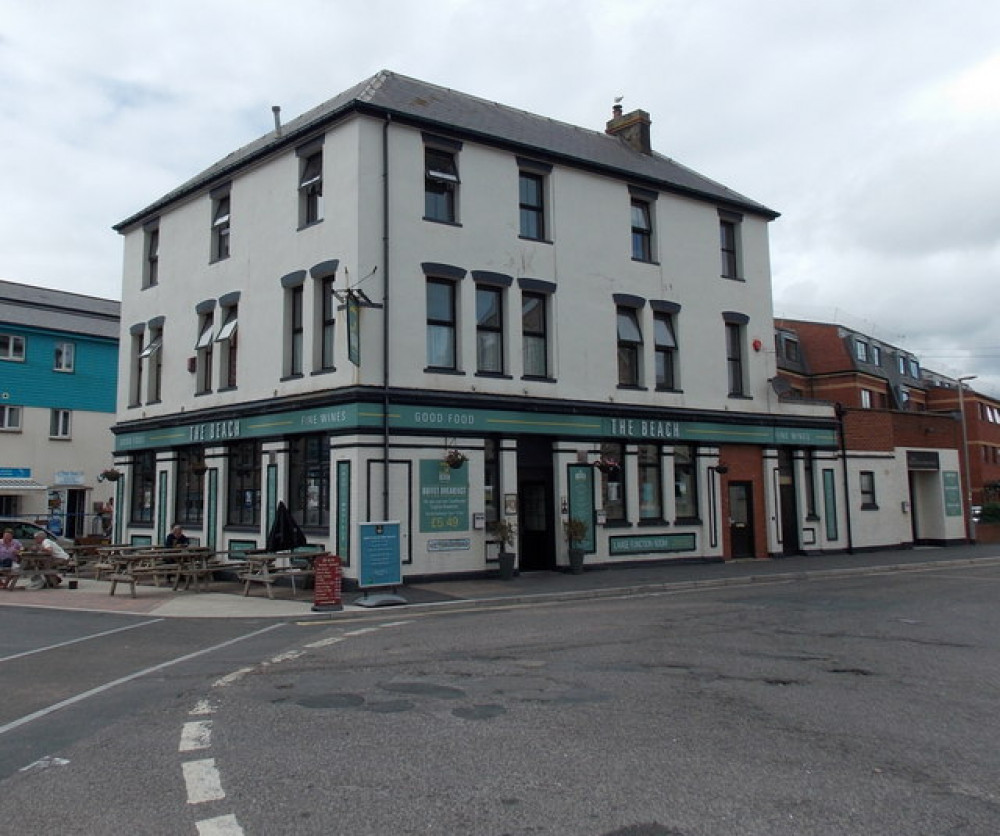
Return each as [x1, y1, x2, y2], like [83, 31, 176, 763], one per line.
[957, 375, 977, 543]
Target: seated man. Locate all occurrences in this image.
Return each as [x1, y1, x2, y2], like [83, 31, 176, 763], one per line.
[165, 524, 190, 548]
[31, 531, 70, 588]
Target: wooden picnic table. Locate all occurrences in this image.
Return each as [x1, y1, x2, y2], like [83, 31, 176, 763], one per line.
[107, 548, 216, 597]
[239, 552, 320, 599]
[91, 544, 157, 579]
[9, 551, 69, 589]
[171, 549, 218, 592]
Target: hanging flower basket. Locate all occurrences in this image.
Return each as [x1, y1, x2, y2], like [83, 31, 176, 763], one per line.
[191, 461, 208, 476]
[444, 449, 468, 469]
[99, 468, 122, 482]
[593, 456, 619, 475]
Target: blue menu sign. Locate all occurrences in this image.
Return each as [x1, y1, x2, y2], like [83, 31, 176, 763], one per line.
[358, 521, 402, 588]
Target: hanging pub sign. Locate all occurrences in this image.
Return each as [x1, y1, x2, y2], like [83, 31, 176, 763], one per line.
[347, 295, 361, 367]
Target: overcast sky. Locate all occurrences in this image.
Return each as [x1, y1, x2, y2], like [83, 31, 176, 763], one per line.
[2, 1, 998, 392]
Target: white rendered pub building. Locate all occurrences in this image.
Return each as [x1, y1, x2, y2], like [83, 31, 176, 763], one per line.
[112, 70, 838, 578]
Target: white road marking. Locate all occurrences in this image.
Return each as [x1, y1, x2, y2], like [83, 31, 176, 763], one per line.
[190, 699, 215, 716]
[343, 627, 381, 636]
[187, 619, 412, 831]
[179, 720, 213, 752]
[212, 666, 256, 688]
[20, 756, 70, 772]
[196, 814, 245, 835]
[263, 649, 304, 665]
[304, 620, 409, 649]
[183, 758, 226, 804]
[0, 618, 164, 663]
[0, 623, 285, 736]
[303, 636, 344, 649]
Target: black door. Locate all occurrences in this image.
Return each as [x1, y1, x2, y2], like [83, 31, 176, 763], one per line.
[777, 449, 801, 556]
[65, 488, 87, 540]
[517, 437, 555, 571]
[728, 481, 755, 558]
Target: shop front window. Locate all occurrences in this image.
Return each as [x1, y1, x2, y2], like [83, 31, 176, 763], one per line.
[288, 434, 330, 529]
[674, 444, 698, 520]
[638, 444, 662, 521]
[130, 450, 156, 525]
[227, 441, 261, 527]
[601, 442, 626, 523]
[484, 437, 501, 525]
[175, 448, 205, 526]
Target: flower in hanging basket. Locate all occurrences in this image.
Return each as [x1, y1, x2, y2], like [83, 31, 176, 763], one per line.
[593, 456, 619, 475]
[99, 467, 122, 482]
[444, 449, 468, 469]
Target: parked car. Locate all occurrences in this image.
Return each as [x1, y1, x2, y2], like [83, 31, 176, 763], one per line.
[0, 519, 74, 550]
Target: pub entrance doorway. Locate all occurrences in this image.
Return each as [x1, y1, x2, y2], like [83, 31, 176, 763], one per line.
[516, 437, 555, 571]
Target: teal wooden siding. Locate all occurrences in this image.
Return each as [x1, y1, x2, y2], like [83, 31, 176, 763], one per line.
[0, 325, 117, 413]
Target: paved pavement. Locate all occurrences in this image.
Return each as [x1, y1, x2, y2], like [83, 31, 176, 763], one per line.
[2, 542, 999, 619]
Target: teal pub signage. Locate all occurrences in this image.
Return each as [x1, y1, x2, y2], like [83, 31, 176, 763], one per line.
[116, 400, 837, 452]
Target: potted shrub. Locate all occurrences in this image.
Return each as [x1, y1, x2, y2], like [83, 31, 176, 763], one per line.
[99, 467, 122, 482]
[488, 517, 517, 580]
[564, 516, 588, 574]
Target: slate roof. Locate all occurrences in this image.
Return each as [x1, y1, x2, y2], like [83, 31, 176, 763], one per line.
[774, 318, 927, 395]
[115, 69, 778, 232]
[0, 280, 120, 340]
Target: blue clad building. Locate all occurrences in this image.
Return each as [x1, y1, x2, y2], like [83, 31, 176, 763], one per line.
[0, 280, 120, 538]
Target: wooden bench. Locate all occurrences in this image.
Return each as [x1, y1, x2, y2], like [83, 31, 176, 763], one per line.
[108, 563, 167, 597]
[172, 553, 219, 592]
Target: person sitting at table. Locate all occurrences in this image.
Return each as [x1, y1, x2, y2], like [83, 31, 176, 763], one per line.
[165, 524, 190, 548]
[32, 530, 70, 587]
[1, 528, 23, 589]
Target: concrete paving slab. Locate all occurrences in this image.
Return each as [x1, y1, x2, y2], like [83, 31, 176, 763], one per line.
[2, 543, 999, 618]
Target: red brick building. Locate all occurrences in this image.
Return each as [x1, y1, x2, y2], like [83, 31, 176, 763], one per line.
[774, 319, 967, 547]
[925, 381, 1000, 511]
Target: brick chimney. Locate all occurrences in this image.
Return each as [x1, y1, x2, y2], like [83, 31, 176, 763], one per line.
[606, 106, 652, 154]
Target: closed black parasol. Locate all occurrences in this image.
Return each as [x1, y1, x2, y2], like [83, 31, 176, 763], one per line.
[267, 500, 308, 552]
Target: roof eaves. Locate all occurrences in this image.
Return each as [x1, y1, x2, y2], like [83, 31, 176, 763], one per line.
[113, 102, 361, 233]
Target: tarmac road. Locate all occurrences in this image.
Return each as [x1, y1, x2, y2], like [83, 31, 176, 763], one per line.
[1, 553, 999, 834]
